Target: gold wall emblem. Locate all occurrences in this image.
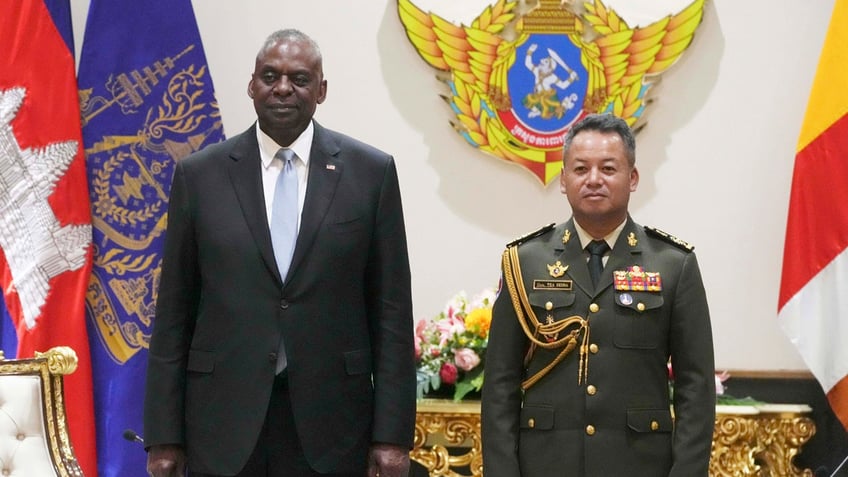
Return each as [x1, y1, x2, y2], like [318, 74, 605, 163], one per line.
[398, 0, 706, 184]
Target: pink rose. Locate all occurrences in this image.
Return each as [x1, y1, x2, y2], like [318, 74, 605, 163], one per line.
[414, 335, 422, 361]
[454, 348, 481, 371]
[440, 362, 458, 385]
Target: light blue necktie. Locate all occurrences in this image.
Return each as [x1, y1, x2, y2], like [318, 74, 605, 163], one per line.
[270, 148, 298, 373]
[271, 148, 299, 280]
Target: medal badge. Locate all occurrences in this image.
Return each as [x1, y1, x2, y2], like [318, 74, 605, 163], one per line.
[614, 265, 662, 292]
[547, 260, 568, 278]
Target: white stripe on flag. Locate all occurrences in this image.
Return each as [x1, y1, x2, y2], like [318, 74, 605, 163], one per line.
[779, 246, 848, 392]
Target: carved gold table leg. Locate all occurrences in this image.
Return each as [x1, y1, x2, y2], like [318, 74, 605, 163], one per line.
[412, 400, 483, 477]
[753, 409, 816, 477]
[710, 412, 761, 476]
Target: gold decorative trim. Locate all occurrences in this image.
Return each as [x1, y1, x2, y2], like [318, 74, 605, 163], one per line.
[754, 415, 816, 477]
[35, 346, 79, 375]
[516, 0, 579, 34]
[0, 347, 84, 477]
[502, 247, 586, 389]
[412, 400, 482, 477]
[710, 415, 762, 476]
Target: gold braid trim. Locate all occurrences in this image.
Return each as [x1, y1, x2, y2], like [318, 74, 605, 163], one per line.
[502, 247, 588, 390]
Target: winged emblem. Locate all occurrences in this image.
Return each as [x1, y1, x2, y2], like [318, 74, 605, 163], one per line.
[398, 0, 706, 185]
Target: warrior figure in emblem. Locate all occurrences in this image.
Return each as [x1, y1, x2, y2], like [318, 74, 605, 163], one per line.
[523, 43, 579, 120]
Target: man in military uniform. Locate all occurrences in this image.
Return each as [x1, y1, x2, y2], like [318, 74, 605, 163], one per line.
[481, 113, 715, 476]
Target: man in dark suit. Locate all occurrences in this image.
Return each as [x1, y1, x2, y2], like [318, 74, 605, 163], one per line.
[144, 29, 415, 477]
[481, 113, 715, 476]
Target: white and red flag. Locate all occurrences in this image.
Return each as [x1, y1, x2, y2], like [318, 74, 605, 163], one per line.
[0, 0, 98, 474]
[779, 0, 848, 430]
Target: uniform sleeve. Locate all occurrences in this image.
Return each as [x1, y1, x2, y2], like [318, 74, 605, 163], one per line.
[668, 252, 716, 476]
[481, 269, 527, 477]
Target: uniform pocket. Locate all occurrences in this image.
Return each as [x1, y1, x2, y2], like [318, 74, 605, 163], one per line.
[613, 292, 665, 349]
[527, 291, 577, 325]
[626, 408, 673, 433]
[520, 404, 554, 430]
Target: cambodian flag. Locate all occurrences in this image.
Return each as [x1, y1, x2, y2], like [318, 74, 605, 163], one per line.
[0, 0, 98, 475]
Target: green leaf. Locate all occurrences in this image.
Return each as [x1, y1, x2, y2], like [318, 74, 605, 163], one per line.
[716, 394, 765, 406]
[454, 381, 475, 401]
[470, 371, 485, 391]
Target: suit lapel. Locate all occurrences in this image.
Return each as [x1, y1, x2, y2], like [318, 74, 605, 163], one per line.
[285, 122, 342, 283]
[226, 126, 282, 283]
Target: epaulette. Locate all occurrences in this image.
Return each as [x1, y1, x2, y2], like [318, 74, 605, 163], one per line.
[644, 226, 694, 252]
[506, 223, 556, 248]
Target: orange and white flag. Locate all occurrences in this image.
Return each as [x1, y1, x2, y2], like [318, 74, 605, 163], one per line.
[778, 0, 848, 430]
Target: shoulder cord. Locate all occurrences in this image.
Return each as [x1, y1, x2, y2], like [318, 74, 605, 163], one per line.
[502, 247, 590, 390]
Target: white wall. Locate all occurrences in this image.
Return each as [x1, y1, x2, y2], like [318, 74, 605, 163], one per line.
[71, 0, 835, 371]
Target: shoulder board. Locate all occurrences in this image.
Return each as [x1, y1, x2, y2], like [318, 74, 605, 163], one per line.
[506, 223, 556, 248]
[644, 226, 694, 252]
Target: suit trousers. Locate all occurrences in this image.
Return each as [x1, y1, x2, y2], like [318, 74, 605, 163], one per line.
[190, 372, 362, 477]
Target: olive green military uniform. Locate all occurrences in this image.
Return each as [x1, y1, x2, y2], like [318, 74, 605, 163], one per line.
[482, 218, 715, 476]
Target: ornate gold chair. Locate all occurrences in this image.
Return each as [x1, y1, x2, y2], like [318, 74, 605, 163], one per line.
[0, 346, 84, 476]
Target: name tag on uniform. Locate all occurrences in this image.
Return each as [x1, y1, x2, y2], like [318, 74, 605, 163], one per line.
[533, 280, 573, 290]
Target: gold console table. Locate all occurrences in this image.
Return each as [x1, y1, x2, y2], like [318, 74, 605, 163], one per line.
[412, 399, 815, 477]
[412, 399, 483, 477]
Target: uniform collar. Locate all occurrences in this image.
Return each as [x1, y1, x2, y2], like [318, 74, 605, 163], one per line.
[573, 218, 627, 251]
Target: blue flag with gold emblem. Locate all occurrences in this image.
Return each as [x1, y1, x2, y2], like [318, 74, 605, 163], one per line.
[78, 1, 225, 475]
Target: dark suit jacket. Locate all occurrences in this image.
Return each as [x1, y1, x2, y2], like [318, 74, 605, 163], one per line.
[482, 218, 715, 477]
[144, 122, 415, 475]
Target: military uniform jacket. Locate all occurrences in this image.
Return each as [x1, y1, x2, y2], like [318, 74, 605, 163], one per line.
[482, 218, 715, 477]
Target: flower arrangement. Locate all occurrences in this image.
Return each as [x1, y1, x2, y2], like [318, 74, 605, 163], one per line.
[415, 288, 497, 401]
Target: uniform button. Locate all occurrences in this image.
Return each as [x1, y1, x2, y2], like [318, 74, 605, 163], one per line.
[16, 433, 24, 441]
[651, 420, 660, 431]
[528, 418, 535, 428]
[545, 301, 553, 311]
[280, 300, 289, 309]
[589, 343, 599, 354]
[268, 352, 278, 363]
[586, 385, 597, 396]
[589, 303, 599, 313]
[637, 302, 646, 311]
[586, 425, 595, 436]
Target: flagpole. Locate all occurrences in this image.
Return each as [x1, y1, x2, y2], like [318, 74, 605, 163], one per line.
[830, 453, 848, 477]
